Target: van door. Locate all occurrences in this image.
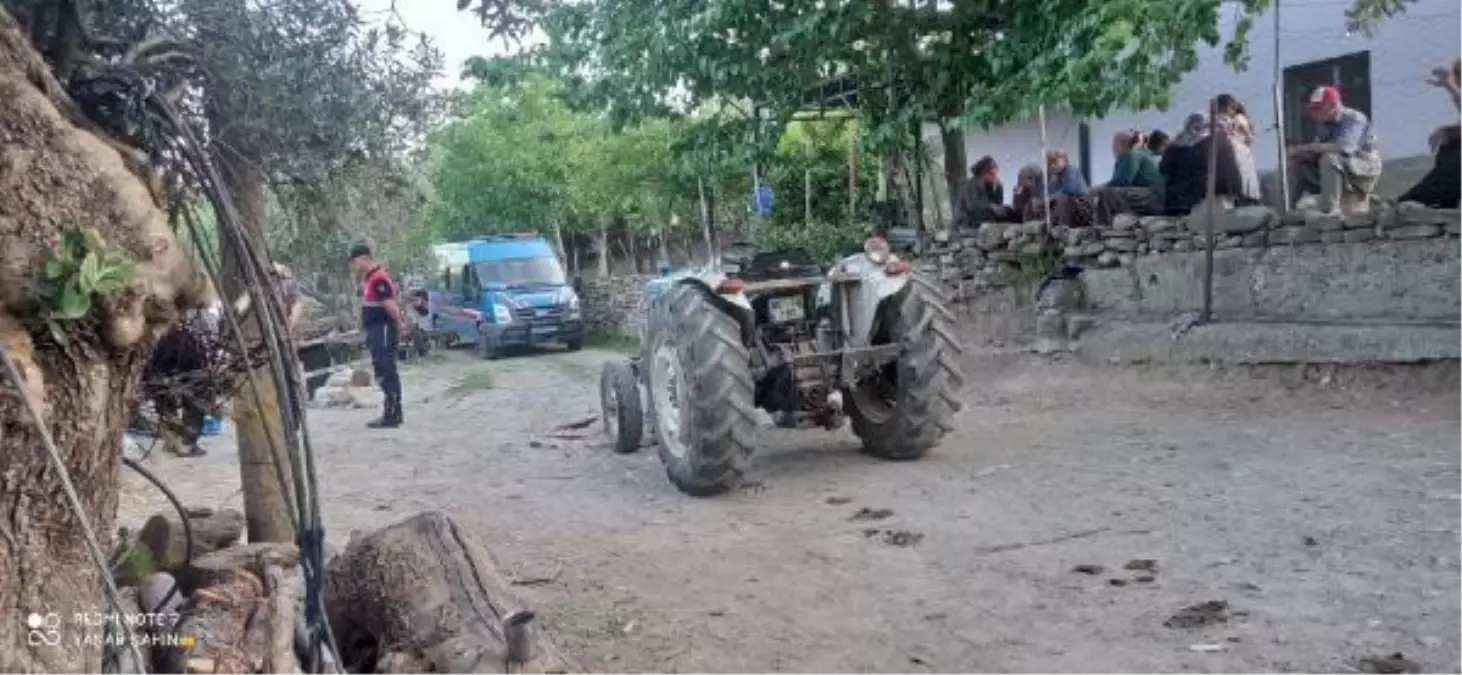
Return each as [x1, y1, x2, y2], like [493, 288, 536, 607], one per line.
[434, 263, 479, 345]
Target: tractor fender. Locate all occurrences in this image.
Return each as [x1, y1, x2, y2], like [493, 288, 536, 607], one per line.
[650, 273, 755, 348]
[677, 276, 755, 348]
[829, 252, 910, 349]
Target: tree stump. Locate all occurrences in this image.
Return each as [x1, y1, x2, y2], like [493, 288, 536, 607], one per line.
[325, 511, 580, 673]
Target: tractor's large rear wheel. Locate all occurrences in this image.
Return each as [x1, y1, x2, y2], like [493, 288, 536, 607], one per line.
[645, 284, 757, 496]
[846, 274, 965, 460]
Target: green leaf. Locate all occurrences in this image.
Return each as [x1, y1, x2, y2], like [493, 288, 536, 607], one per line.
[45, 317, 69, 347]
[92, 264, 135, 294]
[43, 259, 68, 280]
[81, 228, 105, 254]
[78, 252, 102, 291]
[54, 281, 91, 320]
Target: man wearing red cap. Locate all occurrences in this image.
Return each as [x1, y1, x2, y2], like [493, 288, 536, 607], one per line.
[1285, 85, 1383, 215]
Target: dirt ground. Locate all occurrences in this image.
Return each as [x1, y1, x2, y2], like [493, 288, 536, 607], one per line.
[119, 345, 1461, 673]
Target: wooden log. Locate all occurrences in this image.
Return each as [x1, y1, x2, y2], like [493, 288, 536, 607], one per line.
[138, 508, 246, 570]
[180, 543, 300, 596]
[262, 562, 303, 674]
[161, 544, 303, 674]
[324, 511, 580, 674]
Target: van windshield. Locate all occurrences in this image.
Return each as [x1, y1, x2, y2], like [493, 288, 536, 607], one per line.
[474, 257, 566, 288]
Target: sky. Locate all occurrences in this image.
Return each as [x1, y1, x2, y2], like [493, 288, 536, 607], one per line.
[351, 0, 540, 88]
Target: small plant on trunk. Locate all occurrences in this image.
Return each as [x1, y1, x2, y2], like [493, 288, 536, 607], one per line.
[32, 226, 137, 342]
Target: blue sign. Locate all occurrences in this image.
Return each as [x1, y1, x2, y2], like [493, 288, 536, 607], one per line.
[751, 184, 775, 216]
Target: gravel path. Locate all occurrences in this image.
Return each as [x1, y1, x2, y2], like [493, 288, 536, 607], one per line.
[119, 346, 1461, 673]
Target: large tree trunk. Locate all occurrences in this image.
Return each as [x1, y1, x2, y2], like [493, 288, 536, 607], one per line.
[212, 137, 298, 545]
[0, 8, 200, 670]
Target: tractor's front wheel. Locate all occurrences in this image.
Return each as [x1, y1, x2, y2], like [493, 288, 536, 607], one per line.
[846, 274, 965, 460]
[600, 360, 644, 454]
[645, 284, 757, 496]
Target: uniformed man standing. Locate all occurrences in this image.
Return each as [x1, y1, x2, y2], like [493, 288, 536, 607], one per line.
[349, 244, 408, 428]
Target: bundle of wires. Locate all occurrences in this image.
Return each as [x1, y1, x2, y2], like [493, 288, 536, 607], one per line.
[0, 63, 341, 673]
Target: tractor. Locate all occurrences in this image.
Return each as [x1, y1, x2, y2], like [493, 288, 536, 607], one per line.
[598, 235, 965, 497]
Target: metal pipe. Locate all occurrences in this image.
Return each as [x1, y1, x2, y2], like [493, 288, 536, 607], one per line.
[697, 176, 714, 264]
[1201, 99, 1220, 324]
[1037, 105, 1053, 232]
[1271, 0, 1291, 211]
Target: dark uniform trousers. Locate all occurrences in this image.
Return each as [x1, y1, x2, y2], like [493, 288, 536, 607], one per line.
[365, 321, 402, 417]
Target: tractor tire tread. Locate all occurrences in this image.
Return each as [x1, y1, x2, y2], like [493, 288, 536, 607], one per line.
[601, 360, 644, 454]
[651, 284, 758, 496]
[851, 273, 965, 460]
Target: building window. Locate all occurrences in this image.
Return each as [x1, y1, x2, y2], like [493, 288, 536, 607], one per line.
[1282, 51, 1372, 145]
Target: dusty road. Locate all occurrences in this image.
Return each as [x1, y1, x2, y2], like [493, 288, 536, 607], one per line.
[121, 346, 1461, 673]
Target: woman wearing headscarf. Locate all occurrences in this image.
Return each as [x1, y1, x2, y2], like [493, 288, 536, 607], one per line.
[1160, 113, 1210, 215]
[1158, 112, 1245, 215]
[1012, 163, 1046, 219]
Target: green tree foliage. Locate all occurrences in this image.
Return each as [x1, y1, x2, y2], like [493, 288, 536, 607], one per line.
[520, 0, 1270, 152]
[423, 65, 876, 263]
[1344, 0, 1417, 36]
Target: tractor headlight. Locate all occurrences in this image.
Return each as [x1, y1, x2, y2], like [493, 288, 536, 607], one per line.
[493, 304, 513, 324]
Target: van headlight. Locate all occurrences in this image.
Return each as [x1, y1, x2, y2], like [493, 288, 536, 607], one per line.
[568, 295, 582, 320]
[493, 304, 513, 324]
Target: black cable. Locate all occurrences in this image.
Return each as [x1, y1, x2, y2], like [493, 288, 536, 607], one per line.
[120, 456, 192, 615]
[148, 93, 342, 672]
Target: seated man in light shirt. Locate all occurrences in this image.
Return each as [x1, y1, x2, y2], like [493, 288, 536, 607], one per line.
[1285, 85, 1384, 215]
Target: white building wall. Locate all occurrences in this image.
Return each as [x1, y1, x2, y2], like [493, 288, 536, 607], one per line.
[944, 0, 1461, 199]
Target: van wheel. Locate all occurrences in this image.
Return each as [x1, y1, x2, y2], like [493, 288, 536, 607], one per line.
[475, 332, 501, 360]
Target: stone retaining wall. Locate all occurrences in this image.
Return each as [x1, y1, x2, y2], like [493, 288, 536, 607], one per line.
[919, 202, 1461, 362]
[924, 202, 1460, 290]
[578, 274, 655, 339]
[577, 203, 1461, 363]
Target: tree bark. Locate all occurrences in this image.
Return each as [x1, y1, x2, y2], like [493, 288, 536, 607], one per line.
[0, 8, 199, 670]
[626, 230, 638, 273]
[595, 222, 609, 278]
[940, 122, 967, 223]
[212, 139, 298, 545]
[325, 512, 580, 673]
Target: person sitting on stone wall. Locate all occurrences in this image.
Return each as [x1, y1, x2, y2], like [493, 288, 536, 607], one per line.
[1398, 59, 1461, 208]
[1012, 164, 1046, 220]
[1286, 85, 1384, 215]
[1214, 94, 1263, 202]
[1146, 130, 1170, 155]
[1025, 149, 1097, 228]
[1159, 112, 1247, 216]
[1434, 58, 1462, 110]
[1090, 130, 1165, 225]
[953, 155, 1018, 228]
